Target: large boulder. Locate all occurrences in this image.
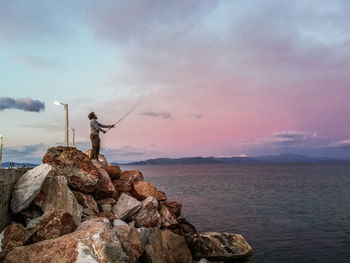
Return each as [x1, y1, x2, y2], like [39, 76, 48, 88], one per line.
[161, 229, 193, 263]
[131, 181, 167, 201]
[10, 164, 52, 214]
[42, 146, 99, 193]
[0, 224, 31, 260]
[26, 209, 77, 243]
[187, 232, 253, 262]
[138, 228, 192, 263]
[112, 193, 142, 221]
[34, 176, 82, 225]
[114, 225, 144, 263]
[134, 197, 161, 228]
[5, 218, 129, 263]
[103, 165, 122, 179]
[138, 228, 168, 263]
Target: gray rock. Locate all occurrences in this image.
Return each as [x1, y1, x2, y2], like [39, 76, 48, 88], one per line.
[187, 232, 253, 262]
[34, 176, 83, 225]
[114, 225, 144, 263]
[161, 229, 193, 263]
[100, 204, 112, 212]
[112, 193, 141, 221]
[138, 227, 168, 263]
[10, 164, 52, 214]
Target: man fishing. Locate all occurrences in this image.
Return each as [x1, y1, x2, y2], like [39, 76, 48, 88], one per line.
[88, 112, 114, 160]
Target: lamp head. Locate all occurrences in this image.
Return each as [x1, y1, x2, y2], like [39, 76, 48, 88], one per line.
[54, 101, 61, 106]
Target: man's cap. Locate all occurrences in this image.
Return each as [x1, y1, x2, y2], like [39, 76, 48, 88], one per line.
[88, 112, 96, 119]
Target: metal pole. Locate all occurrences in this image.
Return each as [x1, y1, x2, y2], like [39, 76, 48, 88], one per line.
[0, 136, 3, 168]
[71, 128, 75, 147]
[64, 104, 69, 147]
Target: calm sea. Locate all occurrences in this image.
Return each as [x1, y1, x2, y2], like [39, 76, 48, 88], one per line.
[120, 163, 350, 263]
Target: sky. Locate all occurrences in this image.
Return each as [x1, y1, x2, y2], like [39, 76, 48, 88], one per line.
[1, 0, 350, 163]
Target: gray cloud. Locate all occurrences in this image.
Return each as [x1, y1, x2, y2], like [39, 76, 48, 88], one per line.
[2, 143, 48, 163]
[0, 97, 45, 112]
[141, 110, 173, 119]
[266, 131, 317, 146]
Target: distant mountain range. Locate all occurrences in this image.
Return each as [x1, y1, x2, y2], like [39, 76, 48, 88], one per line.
[125, 154, 345, 165]
[1, 162, 38, 168]
[2, 154, 348, 168]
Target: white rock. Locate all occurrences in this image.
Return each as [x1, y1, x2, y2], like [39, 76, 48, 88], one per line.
[10, 164, 52, 214]
[113, 219, 128, 227]
[112, 193, 141, 220]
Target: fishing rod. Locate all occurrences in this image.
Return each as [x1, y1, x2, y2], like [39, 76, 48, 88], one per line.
[105, 98, 142, 132]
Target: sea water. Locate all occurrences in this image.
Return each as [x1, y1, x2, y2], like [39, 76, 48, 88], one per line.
[121, 163, 350, 263]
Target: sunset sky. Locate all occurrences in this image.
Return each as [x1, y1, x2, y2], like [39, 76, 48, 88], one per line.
[1, 0, 350, 163]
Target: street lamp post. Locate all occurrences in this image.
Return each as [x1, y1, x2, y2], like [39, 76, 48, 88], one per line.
[70, 127, 75, 147]
[0, 135, 3, 168]
[54, 101, 69, 147]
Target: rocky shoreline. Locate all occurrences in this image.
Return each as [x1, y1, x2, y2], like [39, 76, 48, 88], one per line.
[0, 146, 252, 263]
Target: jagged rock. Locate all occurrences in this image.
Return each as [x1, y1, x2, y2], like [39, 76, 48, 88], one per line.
[162, 201, 182, 217]
[160, 206, 179, 228]
[96, 197, 116, 206]
[131, 181, 167, 201]
[73, 191, 99, 213]
[10, 164, 52, 214]
[100, 204, 112, 212]
[114, 225, 144, 263]
[134, 197, 161, 228]
[161, 229, 193, 263]
[42, 146, 99, 193]
[0, 224, 31, 260]
[27, 209, 77, 243]
[18, 203, 43, 223]
[103, 165, 122, 179]
[93, 165, 117, 199]
[167, 217, 197, 237]
[138, 227, 168, 263]
[34, 176, 82, 225]
[120, 170, 144, 182]
[187, 232, 253, 262]
[113, 179, 132, 192]
[82, 207, 96, 217]
[5, 218, 129, 263]
[85, 149, 108, 165]
[113, 219, 128, 227]
[112, 193, 142, 221]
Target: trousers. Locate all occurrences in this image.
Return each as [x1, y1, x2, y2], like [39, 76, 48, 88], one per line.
[90, 134, 100, 160]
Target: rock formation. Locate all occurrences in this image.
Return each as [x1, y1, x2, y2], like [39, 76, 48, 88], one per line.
[1, 146, 253, 262]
